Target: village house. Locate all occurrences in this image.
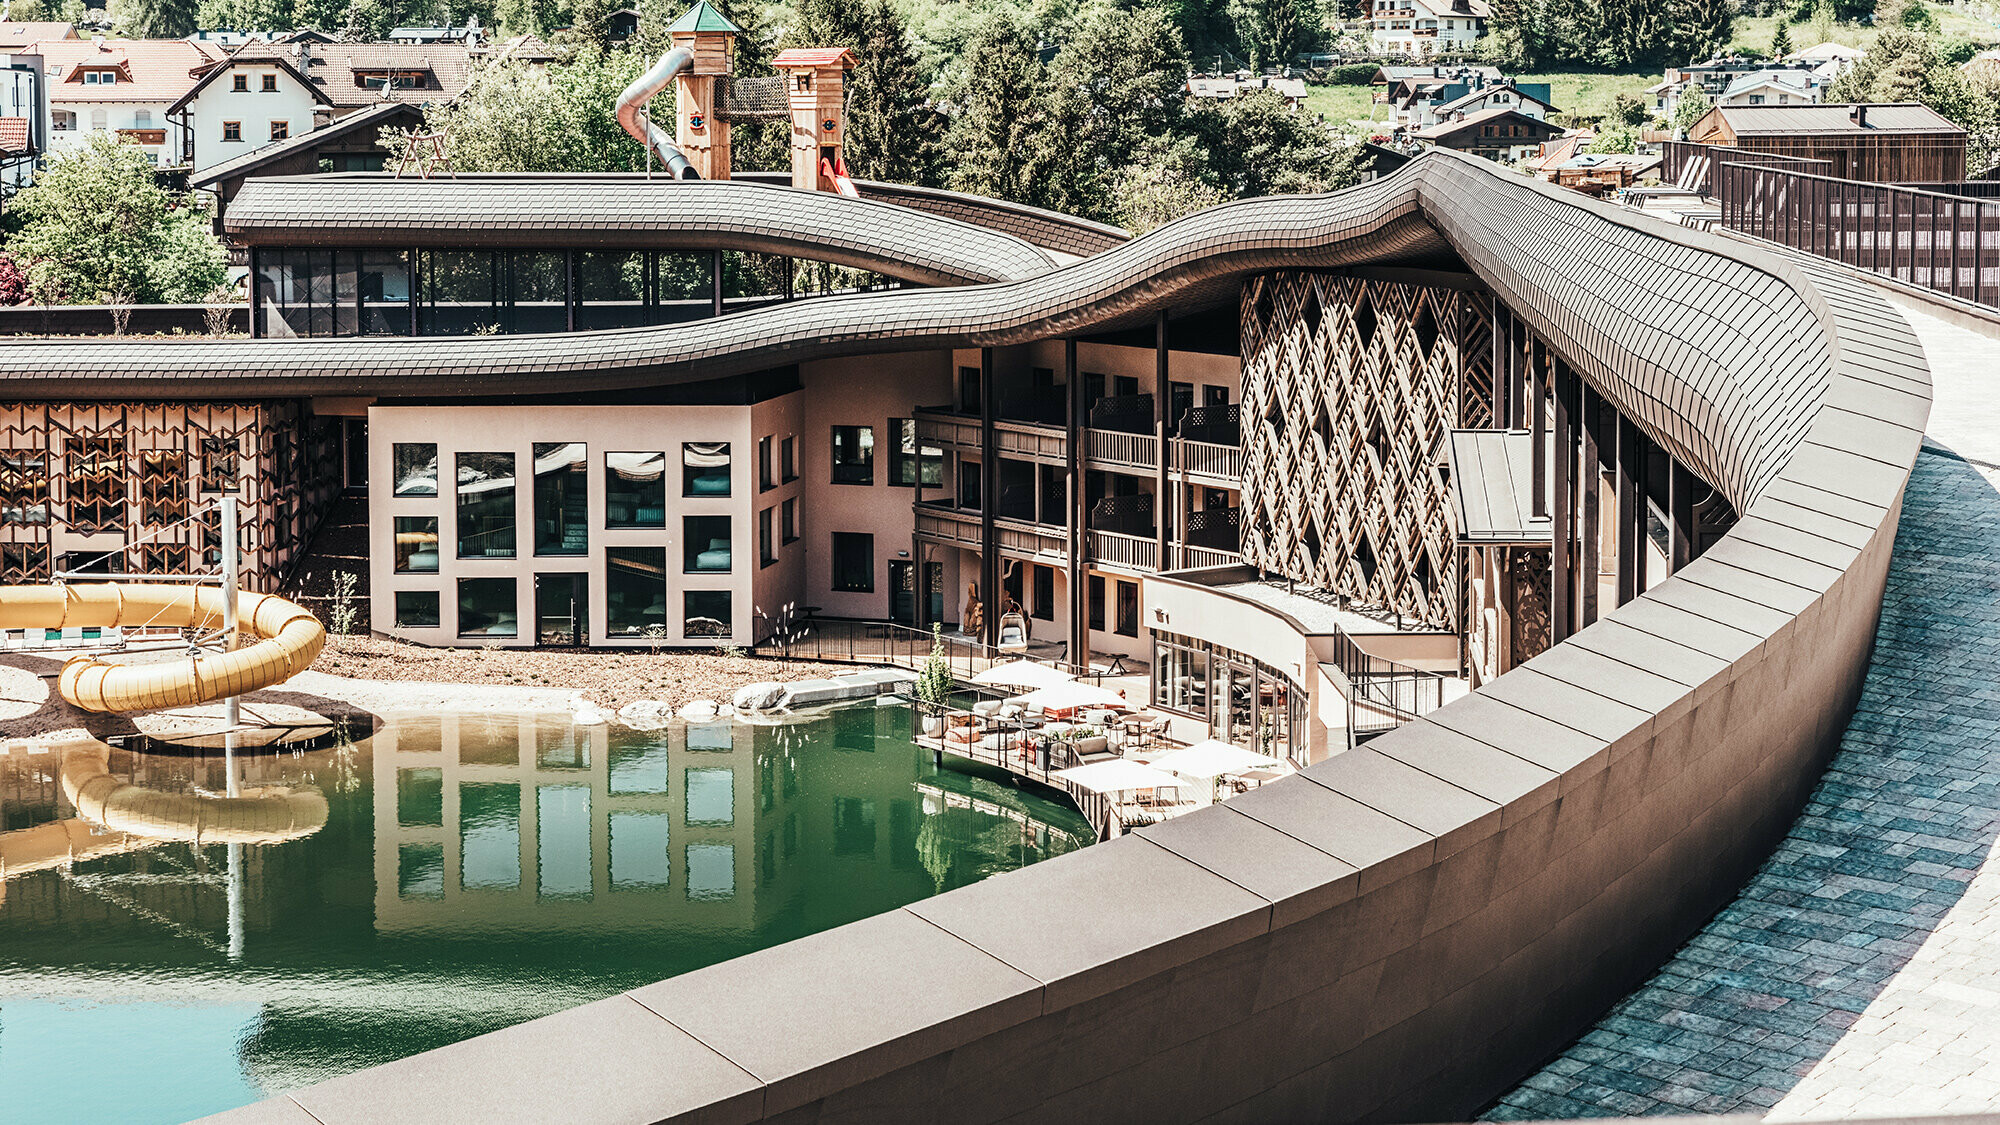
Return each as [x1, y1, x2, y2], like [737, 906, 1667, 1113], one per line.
[1363, 0, 1490, 54]
[38, 36, 218, 166]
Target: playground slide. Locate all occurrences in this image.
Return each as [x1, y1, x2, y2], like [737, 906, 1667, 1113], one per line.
[0, 584, 325, 714]
[616, 46, 700, 179]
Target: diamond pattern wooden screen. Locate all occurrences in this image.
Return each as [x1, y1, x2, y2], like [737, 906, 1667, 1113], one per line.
[1239, 272, 1487, 630]
[0, 401, 341, 588]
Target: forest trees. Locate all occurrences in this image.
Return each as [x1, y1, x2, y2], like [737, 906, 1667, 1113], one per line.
[1489, 0, 1731, 70]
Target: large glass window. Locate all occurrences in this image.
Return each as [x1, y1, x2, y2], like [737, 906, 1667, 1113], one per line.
[575, 250, 646, 330]
[507, 251, 568, 334]
[393, 443, 437, 496]
[889, 418, 942, 487]
[394, 516, 439, 572]
[457, 577, 517, 637]
[456, 452, 516, 559]
[722, 251, 789, 313]
[682, 442, 730, 497]
[606, 547, 666, 637]
[655, 251, 711, 324]
[684, 515, 731, 572]
[419, 250, 498, 335]
[832, 532, 873, 592]
[605, 451, 666, 528]
[0, 450, 49, 526]
[533, 442, 587, 556]
[684, 589, 732, 639]
[359, 250, 412, 335]
[831, 426, 873, 485]
[396, 589, 440, 628]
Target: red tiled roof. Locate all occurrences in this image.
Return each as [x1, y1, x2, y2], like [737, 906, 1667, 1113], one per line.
[772, 47, 855, 69]
[37, 38, 213, 103]
[0, 20, 72, 48]
[0, 116, 27, 154]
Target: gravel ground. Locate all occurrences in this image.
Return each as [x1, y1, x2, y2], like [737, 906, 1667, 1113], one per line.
[0, 638, 868, 748]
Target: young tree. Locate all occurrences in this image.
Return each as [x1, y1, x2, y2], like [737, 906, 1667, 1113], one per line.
[1228, 0, 1325, 71]
[393, 50, 655, 172]
[9, 133, 226, 306]
[1672, 87, 1712, 137]
[1771, 19, 1793, 58]
[785, 0, 942, 186]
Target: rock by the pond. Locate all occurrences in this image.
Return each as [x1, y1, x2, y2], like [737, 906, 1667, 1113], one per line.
[778, 668, 919, 709]
[678, 699, 723, 721]
[618, 700, 674, 730]
[732, 682, 788, 711]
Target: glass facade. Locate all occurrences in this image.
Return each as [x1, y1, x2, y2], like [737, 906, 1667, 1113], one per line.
[606, 451, 666, 528]
[606, 547, 667, 637]
[532, 442, 587, 556]
[1152, 630, 1308, 765]
[257, 247, 905, 338]
[456, 453, 516, 559]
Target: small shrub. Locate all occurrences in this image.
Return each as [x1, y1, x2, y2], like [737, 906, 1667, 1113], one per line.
[0, 254, 27, 305]
[327, 570, 361, 639]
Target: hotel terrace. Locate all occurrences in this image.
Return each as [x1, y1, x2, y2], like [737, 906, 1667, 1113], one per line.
[0, 6, 1960, 1123]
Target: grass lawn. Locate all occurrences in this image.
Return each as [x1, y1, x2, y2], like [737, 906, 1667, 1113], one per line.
[1303, 82, 1393, 136]
[1734, 5, 2000, 55]
[1525, 71, 1658, 122]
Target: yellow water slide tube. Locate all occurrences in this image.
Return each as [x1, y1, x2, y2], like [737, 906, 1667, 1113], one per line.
[0, 584, 325, 713]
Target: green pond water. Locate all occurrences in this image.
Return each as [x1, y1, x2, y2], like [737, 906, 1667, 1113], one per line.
[0, 705, 1092, 1125]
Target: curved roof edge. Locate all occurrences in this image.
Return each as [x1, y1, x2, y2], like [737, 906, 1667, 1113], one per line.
[221, 174, 1060, 287]
[730, 171, 1133, 258]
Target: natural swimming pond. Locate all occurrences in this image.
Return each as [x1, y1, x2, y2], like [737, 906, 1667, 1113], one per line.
[0, 705, 1093, 1124]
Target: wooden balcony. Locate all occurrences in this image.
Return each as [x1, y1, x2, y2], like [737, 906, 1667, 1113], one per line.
[117, 128, 167, 145]
[1088, 529, 1158, 572]
[1085, 428, 1157, 471]
[915, 408, 1066, 465]
[1175, 439, 1242, 483]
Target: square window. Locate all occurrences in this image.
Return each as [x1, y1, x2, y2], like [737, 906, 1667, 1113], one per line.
[682, 441, 730, 497]
[685, 589, 732, 639]
[395, 589, 440, 628]
[606, 547, 667, 637]
[222, 121, 241, 142]
[232, 74, 248, 92]
[394, 516, 440, 572]
[831, 532, 873, 592]
[831, 425, 873, 485]
[456, 452, 516, 559]
[684, 514, 731, 572]
[457, 577, 517, 637]
[261, 73, 277, 92]
[605, 450, 666, 528]
[888, 418, 942, 487]
[393, 443, 437, 496]
[269, 120, 288, 141]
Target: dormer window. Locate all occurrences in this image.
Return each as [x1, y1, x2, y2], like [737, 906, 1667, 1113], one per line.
[81, 69, 117, 85]
[356, 69, 426, 89]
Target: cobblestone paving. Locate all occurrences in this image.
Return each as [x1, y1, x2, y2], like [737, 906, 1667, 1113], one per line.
[1486, 306, 2000, 1120]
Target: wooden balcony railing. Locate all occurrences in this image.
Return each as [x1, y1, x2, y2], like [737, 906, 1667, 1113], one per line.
[1085, 428, 1157, 470]
[1089, 529, 1158, 572]
[1175, 439, 1242, 481]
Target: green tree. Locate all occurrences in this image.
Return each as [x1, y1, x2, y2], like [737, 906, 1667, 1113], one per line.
[940, 10, 1053, 205]
[1673, 87, 1712, 136]
[1029, 4, 1194, 220]
[9, 133, 226, 306]
[1833, 28, 1999, 167]
[1228, 0, 1325, 70]
[1110, 137, 1229, 231]
[1591, 122, 1639, 153]
[392, 49, 656, 172]
[1191, 87, 1360, 197]
[1612, 92, 1647, 125]
[111, 0, 199, 37]
[1771, 18, 1793, 58]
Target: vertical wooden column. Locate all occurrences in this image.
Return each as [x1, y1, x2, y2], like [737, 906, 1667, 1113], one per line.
[1616, 415, 1643, 606]
[1579, 381, 1602, 628]
[980, 346, 999, 646]
[1530, 340, 1547, 520]
[248, 247, 263, 339]
[1550, 361, 1572, 644]
[1670, 460, 1696, 573]
[1066, 337, 1088, 667]
[1154, 310, 1171, 572]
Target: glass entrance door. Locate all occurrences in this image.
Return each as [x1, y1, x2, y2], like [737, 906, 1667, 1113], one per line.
[535, 573, 587, 646]
[889, 560, 915, 624]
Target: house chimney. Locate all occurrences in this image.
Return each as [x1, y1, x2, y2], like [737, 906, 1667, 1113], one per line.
[1850, 104, 1866, 126]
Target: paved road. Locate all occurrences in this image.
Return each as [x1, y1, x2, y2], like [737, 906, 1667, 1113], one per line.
[1485, 303, 2000, 1120]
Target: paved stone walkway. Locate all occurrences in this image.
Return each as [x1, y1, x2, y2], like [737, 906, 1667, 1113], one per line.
[1485, 305, 2000, 1120]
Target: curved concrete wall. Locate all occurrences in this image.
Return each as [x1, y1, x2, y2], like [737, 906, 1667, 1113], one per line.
[184, 153, 1923, 1123]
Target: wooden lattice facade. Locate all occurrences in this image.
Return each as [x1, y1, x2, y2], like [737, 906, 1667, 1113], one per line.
[0, 401, 342, 589]
[1239, 271, 1492, 630]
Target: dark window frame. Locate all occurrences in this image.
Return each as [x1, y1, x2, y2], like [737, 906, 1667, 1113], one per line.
[831, 531, 874, 592]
